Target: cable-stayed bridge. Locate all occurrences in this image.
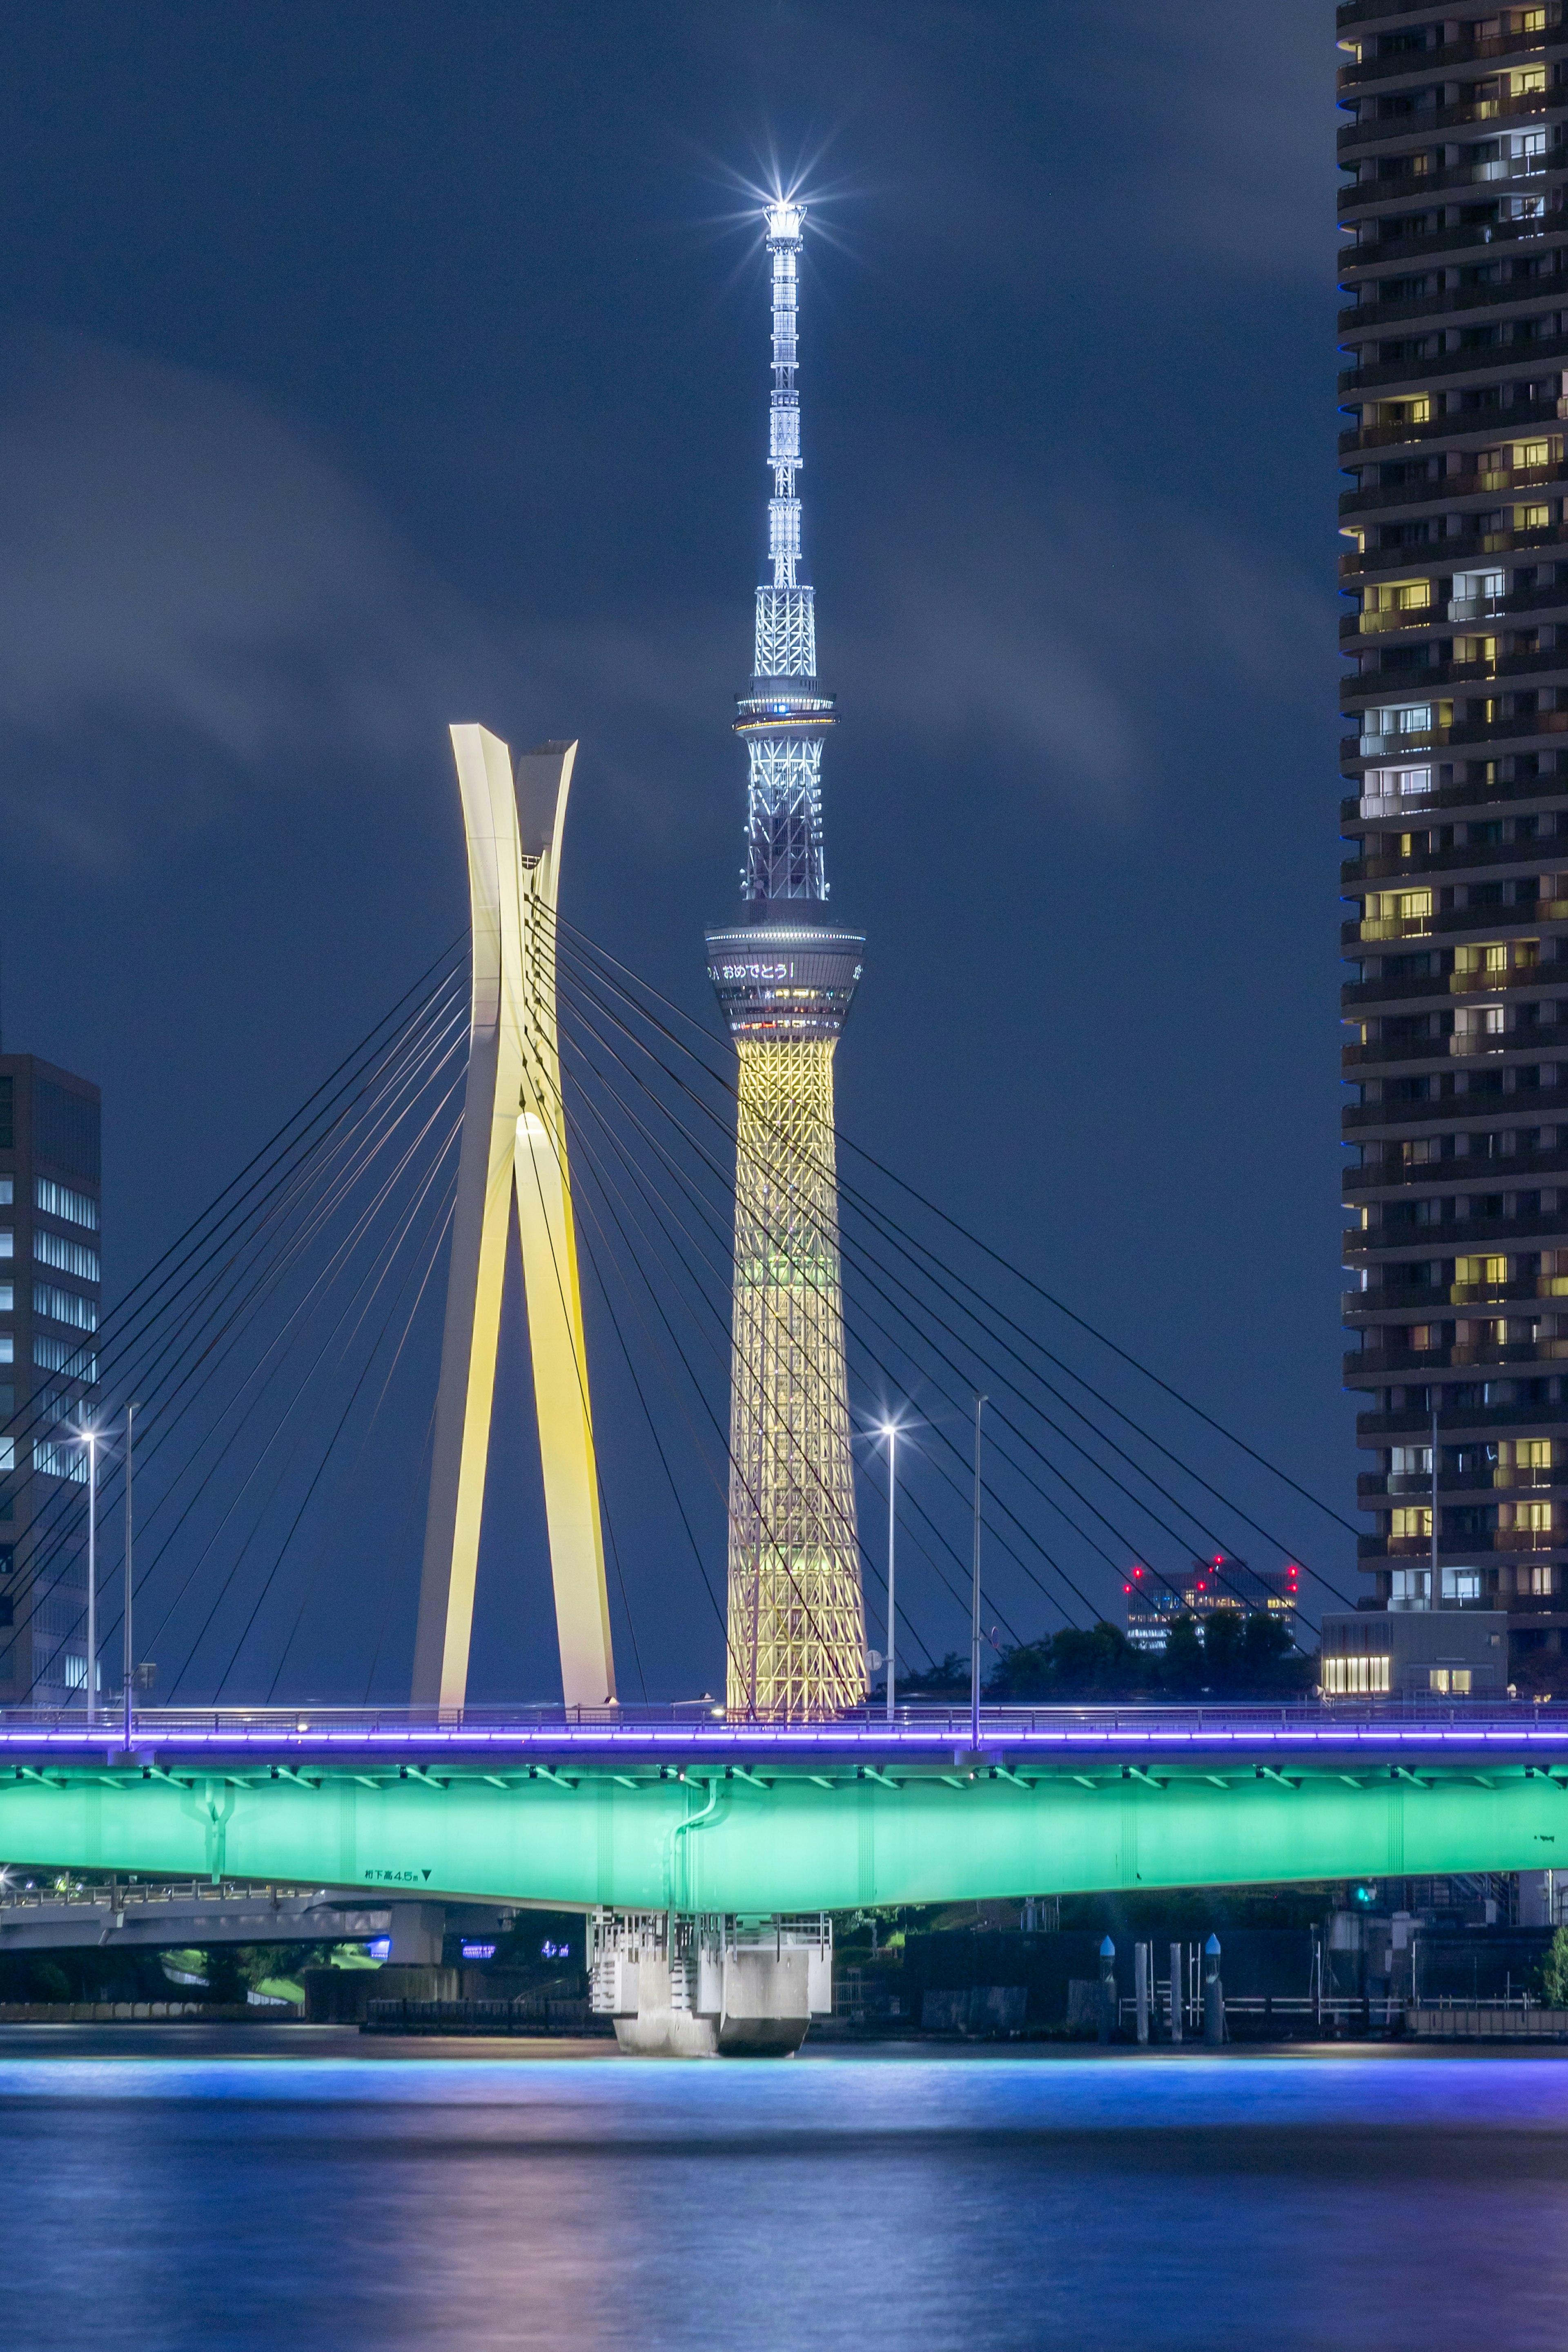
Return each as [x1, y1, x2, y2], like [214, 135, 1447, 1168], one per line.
[0, 720, 1535, 2050]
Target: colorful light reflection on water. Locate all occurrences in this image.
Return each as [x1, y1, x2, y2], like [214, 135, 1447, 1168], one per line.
[4, 2040, 1568, 2351]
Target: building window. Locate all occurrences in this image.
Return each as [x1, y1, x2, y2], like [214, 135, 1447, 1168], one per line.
[1523, 1564, 1556, 1595]
[1392, 1507, 1434, 1538]
[1517, 1502, 1554, 1531]
[0, 1335, 13, 1365]
[32, 1230, 98, 1284]
[1429, 1668, 1473, 1695]
[33, 1178, 97, 1232]
[33, 1284, 97, 1334]
[0, 1179, 11, 1206]
[32, 1339, 94, 1381]
[1443, 1567, 1483, 1602]
[33, 1441, 87, 1484]
[1323, 1655, 1392, 1694]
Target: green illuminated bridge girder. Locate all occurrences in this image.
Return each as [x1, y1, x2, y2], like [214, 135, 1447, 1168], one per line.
[4, 1720, 1568, 1908]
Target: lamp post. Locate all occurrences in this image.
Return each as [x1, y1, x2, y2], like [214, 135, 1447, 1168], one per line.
[122, 1402, 136, 1750]
[878, 1420, 900, 1725]
[80, 1425, 98, 1723]
[971, 1393, 987, 1749]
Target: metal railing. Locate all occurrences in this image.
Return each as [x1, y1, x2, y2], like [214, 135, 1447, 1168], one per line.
[7, 1699, 1568, 1740]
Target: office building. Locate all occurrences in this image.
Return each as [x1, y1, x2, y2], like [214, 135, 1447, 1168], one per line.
[0, 1054, 102, 1705]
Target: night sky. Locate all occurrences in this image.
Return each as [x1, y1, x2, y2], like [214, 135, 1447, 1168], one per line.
[0, 4, 1338, 1701]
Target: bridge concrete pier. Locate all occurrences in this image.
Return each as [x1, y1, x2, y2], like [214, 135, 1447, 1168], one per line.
[591, 1909, 831, 2058]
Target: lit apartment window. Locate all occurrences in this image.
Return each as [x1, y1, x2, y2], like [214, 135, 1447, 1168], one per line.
[1323, 1655, 1392, 1694]
[1517, 1501, 1554, 1531]
[1392, 1507, 1433, 1538]
[1519, 1440, 1555, 1469]
[0, 1336, 12, 1365]
[33, 1178, 97, 1232]
[0, 1180, 11, 1206]
[1523, 1564, 1556, 1595]
[1457, 1255, 1509, 1284]
[1429, 1668, 1473, 1695]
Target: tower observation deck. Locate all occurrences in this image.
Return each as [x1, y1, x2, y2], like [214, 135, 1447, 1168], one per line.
[705, 201, 867, 1720]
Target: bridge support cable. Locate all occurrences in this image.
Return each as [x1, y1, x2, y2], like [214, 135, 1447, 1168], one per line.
[525, 992, 961, 1670]
[542, 914, 1353, 1646]
[8, 981, 470, 1690]
[0, 947, 469, 1621]
[545, 991, 1051, 1650]
[553, 911, 1363, 1541]
[548, 937, 1313, 1635]
[4, 950, 473, 1703]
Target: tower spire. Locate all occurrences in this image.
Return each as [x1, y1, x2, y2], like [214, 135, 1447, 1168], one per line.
[704, 200, 869, 1721]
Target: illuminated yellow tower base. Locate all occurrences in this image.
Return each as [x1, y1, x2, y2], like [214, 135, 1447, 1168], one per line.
[411, 726, 615, 1716]
[725, 1037, 865, 1721]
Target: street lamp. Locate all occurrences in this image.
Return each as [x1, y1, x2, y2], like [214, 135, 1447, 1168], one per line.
[77, 1422, 99, 1723]
[874, 1418, 902, 1724]
[971, 1393, 988, 1750]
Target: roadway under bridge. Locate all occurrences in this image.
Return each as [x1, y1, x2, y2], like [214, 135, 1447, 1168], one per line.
[3, 1709, 1568, 1912]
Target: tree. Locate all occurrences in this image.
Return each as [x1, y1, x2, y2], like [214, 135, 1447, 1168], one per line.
[1162, 1614, 1205, 1696]
[1541, 1926, 1568, 2009]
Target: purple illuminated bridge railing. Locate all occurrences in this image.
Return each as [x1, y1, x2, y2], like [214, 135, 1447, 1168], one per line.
[4, 1703, 1568, 1757]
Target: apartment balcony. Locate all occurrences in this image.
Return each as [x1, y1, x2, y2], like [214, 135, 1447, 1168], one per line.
[1343, 712, 1568, 766]
[1347, 1213, 1568, 1265]
[1358, 1469, 1566, 1498]
[1341, 396, 1568, 459]
[1343, 772, 1568, 832]
[1345, 1276, 1568, 1315]
[1347, 834, 1568, 886]
[1359, 1532, 1561, 1561]
[1342, 647, 1568, 704]
[1339, 1030, 1565, 1072]
[1343, 577, 1568, 636]
[1341, 215, 1568, 279]
[1361, 1402, 1568, 1447]
[1339, 156, 1563, 225]
[1341, 320, 1568, 397]
[1343, 899, 1568, 945]
[1344, 1141, 1568, 1194]
[1339, 20, 1566, 93]
[1340, 461, 1568, 519]
[1344, 1078, 1568, 1134]
[1339, 91, 1554, 159]
[1348, 1340, 1568, 1378]
[1342, 964, 1561, 1010]
[1344, 523, 1568, 587]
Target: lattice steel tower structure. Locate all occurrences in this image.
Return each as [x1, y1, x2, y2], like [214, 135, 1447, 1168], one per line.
[705, 199, 868, 1720]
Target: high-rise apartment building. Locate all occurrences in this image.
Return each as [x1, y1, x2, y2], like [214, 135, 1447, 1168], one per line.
[0, 1054, 102, 1705]
[1337, 3, 1568, 1682]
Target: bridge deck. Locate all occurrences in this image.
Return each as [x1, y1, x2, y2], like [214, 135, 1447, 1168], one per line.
[3, 1708, 1567, 1912]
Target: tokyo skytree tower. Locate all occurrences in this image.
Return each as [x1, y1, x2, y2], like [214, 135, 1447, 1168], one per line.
[705, 199, 867, 1721]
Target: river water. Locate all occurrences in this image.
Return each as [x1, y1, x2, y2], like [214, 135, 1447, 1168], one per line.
[2, 2030, 1567, 2350]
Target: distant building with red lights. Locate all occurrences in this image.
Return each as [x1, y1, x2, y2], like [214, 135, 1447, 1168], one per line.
[1124, 1558, 1301, 1654]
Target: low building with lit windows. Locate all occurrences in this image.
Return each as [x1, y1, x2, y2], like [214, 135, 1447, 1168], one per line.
[1319, 1605, 1508, 1699]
